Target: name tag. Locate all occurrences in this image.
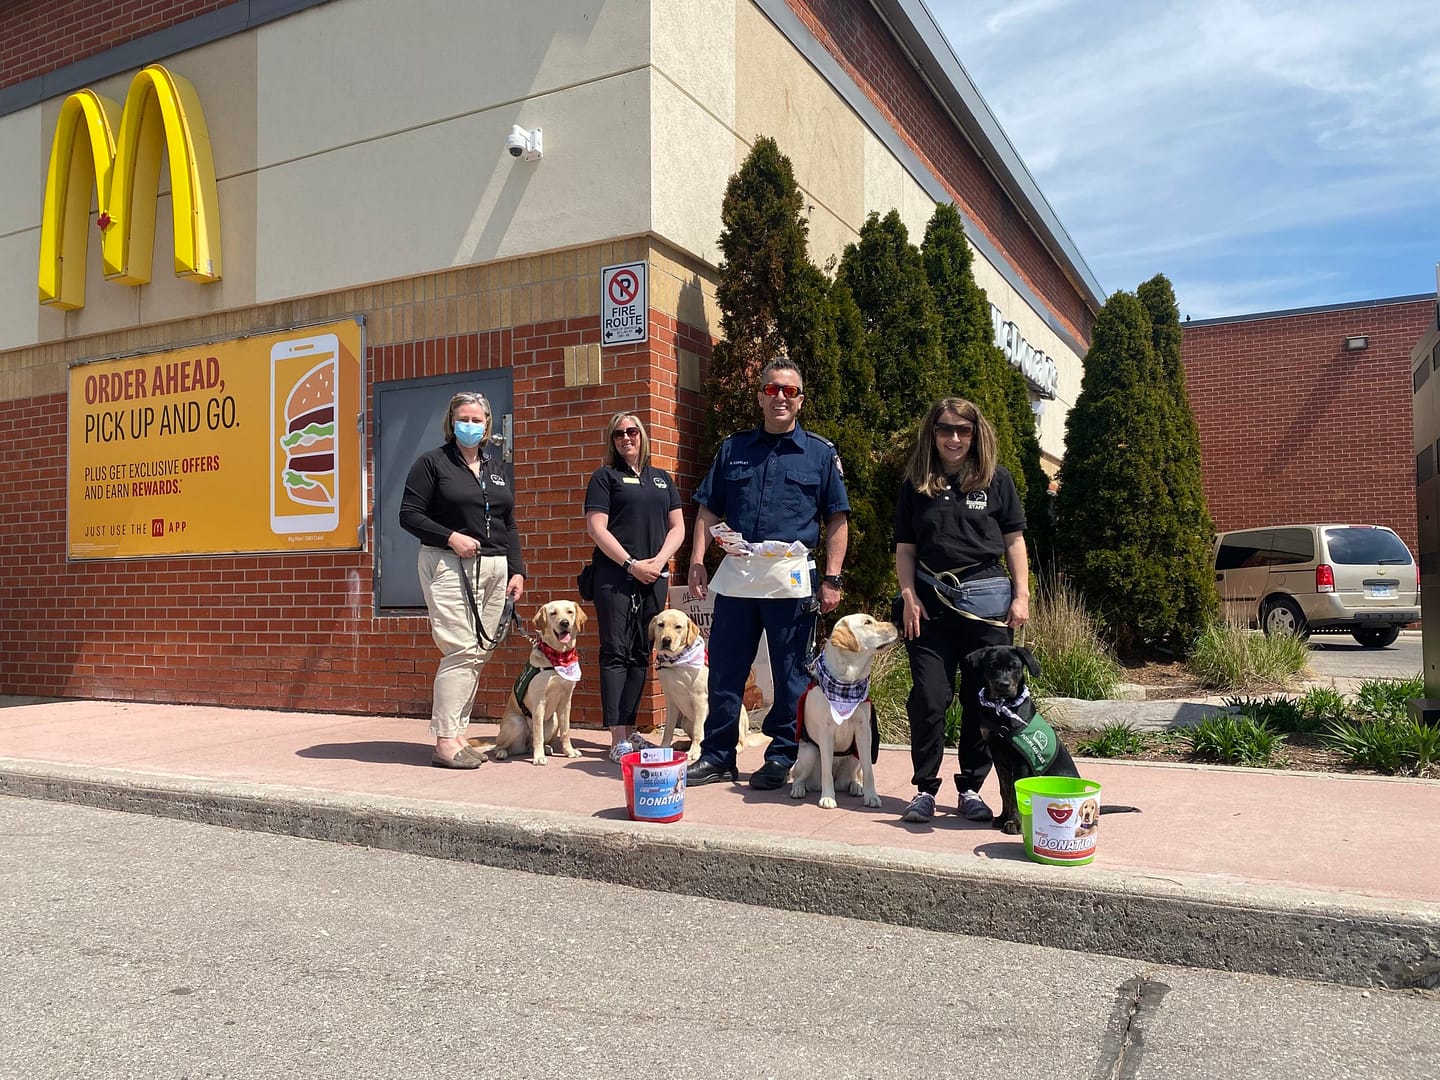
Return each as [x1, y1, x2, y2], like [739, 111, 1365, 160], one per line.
[622, 477, 641, 484]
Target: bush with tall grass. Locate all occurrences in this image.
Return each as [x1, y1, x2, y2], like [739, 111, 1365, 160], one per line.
[1027, 576, 1121, 700]
[1185, 620, 1307, 691]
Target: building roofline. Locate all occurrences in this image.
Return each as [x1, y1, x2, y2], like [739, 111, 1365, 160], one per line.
[1184, 293, 1437, 329]
[871, 0, 1107, 314]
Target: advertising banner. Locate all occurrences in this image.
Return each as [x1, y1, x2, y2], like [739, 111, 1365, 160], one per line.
[68, 320, 364, 559]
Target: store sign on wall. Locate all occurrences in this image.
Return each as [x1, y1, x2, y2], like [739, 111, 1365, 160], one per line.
[67, 320, 364, 559]
[601, 261, 648, 345]
[990, 303, 1059, 398]
[38, 64, 222, 311]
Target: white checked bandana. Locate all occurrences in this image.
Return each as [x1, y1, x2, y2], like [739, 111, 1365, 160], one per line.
[977, 685, 1031, 725]
[657, 636, 706, 670]
[811, 651, 870, 722]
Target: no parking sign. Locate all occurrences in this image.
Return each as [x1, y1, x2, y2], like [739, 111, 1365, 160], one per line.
[601, 261, 648, 346]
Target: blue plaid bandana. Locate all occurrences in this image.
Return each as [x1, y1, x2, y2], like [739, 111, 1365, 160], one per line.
[812, 650, 870, 721]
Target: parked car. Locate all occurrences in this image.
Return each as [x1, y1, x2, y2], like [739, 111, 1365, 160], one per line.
[1213, 524, 1419, 647]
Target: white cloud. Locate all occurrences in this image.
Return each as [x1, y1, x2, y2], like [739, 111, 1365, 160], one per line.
[925, 0, 1440, 315]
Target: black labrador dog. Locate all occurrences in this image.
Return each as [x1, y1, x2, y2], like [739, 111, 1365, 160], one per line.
[963, 645, 1079, 835]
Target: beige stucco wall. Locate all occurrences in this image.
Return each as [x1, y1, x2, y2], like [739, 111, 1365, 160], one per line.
[1, 0, 1080, 457]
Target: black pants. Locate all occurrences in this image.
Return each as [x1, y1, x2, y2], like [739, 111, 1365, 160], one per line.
[905, 591, 1011, 798]
[592, 559, 667, 729]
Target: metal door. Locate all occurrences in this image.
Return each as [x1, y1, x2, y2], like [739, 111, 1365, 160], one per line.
[373, 371, 513, 612]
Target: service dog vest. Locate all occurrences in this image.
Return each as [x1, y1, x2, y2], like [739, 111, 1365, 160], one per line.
[976, 687, 1059, 773]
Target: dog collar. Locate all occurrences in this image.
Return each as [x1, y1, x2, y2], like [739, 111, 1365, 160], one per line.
[811, 651, 869, 722]
[658, 636, 706, 670]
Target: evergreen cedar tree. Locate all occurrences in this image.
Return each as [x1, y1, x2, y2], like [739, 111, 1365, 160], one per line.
[921, 203, 1053, 568]
[1053, 282, 1218, 656]
[704, 136, 1089, 616]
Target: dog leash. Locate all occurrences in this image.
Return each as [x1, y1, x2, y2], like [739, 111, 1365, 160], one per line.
[456, 555, 520, 649]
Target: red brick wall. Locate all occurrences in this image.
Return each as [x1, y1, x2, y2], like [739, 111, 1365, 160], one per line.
[784, 0, 1095, 344]
[1182, 299, 1433, 556]
[0, 0, 242, 89]
[0, 310, 711, 724]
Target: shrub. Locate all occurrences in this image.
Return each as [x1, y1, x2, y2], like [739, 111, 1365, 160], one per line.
[1027, 575, 1121, 700]
[1324, 715, 1439, 775]
[1185, 621, 1307, 691]
[1075, 721, 1148, 758]
[1351, 675, 1425, 723]
[1223, 693, 1329, 735]
[1186, 715, 1284, 767]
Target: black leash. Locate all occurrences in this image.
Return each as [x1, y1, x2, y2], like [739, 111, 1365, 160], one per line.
[457, 555, 519, 649]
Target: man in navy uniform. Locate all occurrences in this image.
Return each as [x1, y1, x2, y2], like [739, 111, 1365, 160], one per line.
[685, 355, 850, 789]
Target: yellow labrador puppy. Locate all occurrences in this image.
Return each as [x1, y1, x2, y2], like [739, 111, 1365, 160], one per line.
[789, 613, 899, 809]
[488, 600, 586, 766]
[649, 609, 761, 763]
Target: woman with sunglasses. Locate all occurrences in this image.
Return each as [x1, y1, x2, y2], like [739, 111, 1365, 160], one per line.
[894, 397, 1030, 824]
[584, 412, 685, 762]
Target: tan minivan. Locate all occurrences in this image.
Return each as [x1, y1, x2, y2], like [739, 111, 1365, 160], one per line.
[1213, 524, 1419, 647]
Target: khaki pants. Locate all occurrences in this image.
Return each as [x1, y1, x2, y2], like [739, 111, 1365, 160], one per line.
[418, 548, 510, 738]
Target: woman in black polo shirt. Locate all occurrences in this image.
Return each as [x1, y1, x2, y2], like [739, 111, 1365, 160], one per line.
[584, 412, 685, 762]
[400, 392, 525, 769]
[894, 396, 1030, 824]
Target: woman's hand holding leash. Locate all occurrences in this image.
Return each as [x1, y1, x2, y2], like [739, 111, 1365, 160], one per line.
[506, 575, 525, 602]
[1006, 593, 1029, 631]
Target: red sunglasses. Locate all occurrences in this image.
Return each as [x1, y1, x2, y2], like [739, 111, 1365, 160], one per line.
[762, 383, 803, 399]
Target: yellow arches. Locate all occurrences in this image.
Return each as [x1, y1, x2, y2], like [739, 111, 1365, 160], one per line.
[38, 65, 222, 311]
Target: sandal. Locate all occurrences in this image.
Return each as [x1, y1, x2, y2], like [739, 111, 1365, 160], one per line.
[431, 745, 488, 769]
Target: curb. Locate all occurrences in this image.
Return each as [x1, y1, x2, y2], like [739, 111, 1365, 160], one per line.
[3, 760, 1437, 991]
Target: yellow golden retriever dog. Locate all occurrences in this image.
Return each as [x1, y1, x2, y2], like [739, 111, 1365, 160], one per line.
[648, 608, 763, 763]
[789, 613, 899, 809]
[1075, 797, 1100, 838]
[486, 600, 586, 766]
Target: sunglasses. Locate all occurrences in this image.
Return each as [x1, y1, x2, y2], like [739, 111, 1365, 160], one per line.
[935, 421, 975, 438]
[761, 383, 804, 399]
[612, 427, 641, 440]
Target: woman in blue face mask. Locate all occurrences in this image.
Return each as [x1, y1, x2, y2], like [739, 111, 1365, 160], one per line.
[400, 392, 526, 768]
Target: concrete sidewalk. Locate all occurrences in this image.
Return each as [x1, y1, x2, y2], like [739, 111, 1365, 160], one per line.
[0, 696, 1436, 989]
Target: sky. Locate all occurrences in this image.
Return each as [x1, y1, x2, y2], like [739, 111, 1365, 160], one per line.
[925, 0, 1440, 319]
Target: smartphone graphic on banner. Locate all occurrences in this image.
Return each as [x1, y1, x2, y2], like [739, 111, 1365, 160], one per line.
[270, 333, 340, 534]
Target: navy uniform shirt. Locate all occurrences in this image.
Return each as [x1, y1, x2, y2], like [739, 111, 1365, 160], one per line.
[695, 424, 849, 549]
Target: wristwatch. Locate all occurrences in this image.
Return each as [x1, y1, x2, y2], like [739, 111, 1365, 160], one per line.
[623, 557, 635, 572]
[822, 574, 843, 588]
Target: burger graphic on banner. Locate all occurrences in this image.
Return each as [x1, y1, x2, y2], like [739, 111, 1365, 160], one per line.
[269, 332, 340, 534]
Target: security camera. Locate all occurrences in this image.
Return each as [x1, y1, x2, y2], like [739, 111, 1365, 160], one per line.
[507, 124, 542, 162]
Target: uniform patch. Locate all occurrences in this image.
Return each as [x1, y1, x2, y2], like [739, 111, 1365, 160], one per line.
[652, 476, 668, 488]
[965, 490, 987, 511]
[489, 474, 507, 487]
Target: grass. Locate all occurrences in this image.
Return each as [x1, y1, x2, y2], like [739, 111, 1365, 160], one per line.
[1186, 620, 1309, 691]
[1185, 714, 1285, 767]
[1026, 576, 1122, 700]
[1074, 721, 1148, 758]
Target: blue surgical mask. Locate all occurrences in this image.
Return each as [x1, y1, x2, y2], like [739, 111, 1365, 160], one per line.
[454, 421, 486, 447]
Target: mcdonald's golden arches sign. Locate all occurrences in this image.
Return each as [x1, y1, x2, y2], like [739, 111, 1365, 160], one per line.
[38, 64, 221, 311]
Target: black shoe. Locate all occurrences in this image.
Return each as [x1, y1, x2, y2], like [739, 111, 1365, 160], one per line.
[687, 758, 738, 785]
[748, 758, 792, 790]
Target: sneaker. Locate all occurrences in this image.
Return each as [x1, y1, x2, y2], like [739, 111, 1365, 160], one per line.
[959, 790, 993, 822]
[902, 791, 936, 823]
[629, 732, 654, 751]
[607, 740, 634, 764]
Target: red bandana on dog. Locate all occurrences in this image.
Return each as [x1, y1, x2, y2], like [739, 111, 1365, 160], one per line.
[537, 642, 581, 682]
